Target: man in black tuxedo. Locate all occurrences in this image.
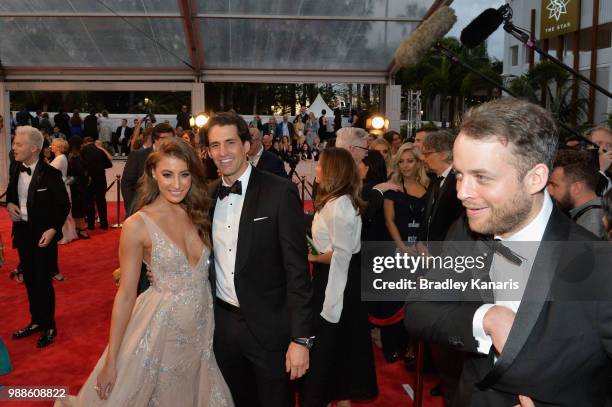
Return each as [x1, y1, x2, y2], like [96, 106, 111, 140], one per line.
[80, 137, 112, 230]
[113, 119, 133, 155]
[405, 98, 612, 406]
[418, 130, 464, 247]
[247, 127, 287, 178]
[120, 123, 175, 217]
[7, 126, 70, 348]
[202, 112, 313, 407]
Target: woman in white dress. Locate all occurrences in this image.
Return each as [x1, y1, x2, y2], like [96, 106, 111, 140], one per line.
[55, 138, 233, 407]
[50, 138, 78, 245]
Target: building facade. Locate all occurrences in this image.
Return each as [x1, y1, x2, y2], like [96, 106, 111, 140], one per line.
[503, 0, 611, 125]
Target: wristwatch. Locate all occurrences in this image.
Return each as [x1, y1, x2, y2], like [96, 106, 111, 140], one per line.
[292, 337, 315, 349]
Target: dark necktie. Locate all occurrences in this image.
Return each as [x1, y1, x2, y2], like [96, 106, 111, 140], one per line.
[219, 180, 242, 200]
[484, 238, 523, 266]
[19, 165, 31, 175]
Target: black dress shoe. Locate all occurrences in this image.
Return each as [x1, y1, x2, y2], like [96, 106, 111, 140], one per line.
[430, 383, 443, 397]
[37, 329, 57, 348]
[13, 323, 42, 339]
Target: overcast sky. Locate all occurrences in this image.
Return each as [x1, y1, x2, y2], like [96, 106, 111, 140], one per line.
[447, 0, 506, 61]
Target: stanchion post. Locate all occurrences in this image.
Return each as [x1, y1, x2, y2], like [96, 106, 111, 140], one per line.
[111, 174, 123, 228]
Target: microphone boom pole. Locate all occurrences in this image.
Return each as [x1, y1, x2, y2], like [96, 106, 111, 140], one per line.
[435, 43, 599, 148]
[502, 22, 611, 99]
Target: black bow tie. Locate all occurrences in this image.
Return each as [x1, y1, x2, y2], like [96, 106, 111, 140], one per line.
[483, 238, 523, 266]
[19, 165, 31, 175]
[219, 180, 242, 200]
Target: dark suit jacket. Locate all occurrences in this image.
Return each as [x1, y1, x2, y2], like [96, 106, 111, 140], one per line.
[16, 110, 33, 126]
[6, 161, 70, 245]
[83, 115, 99, 139]
[113, 126, 133, 144]
[81, 144, 112, 183]
[405, 208, 612, 406]
[209, 167, 313, 351]
[256, 149, 287, 178]
[418, 171, 464, 244]
[121, 147, 152, 216]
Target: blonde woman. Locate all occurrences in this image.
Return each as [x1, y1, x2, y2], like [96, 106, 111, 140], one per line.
[384, 143, 428, 253]
[50, 138, 79, 245]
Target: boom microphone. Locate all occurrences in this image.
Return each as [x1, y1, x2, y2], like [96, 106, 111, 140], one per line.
[460, 6, 507, 48]
[394, 6, 457, 68]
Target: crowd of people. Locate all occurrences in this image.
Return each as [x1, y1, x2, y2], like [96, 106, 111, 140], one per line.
[3, 98, 612, 407]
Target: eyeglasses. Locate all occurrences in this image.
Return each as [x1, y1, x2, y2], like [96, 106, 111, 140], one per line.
[352, 145, 368, 152]
[420, 150, 438, 156]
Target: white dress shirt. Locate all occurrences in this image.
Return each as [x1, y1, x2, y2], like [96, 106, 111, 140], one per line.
[472, 191, 553, 354]
[119, 126, 127, 142]
[311, 195, 362, 323]
[213, 164, 252, 306]
[17, 160, 39, 222]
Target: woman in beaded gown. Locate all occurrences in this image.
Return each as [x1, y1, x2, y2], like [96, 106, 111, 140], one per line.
[56, 138, 233, 407]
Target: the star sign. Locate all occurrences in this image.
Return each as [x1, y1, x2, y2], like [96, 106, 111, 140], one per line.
[546, 0, 569, 21]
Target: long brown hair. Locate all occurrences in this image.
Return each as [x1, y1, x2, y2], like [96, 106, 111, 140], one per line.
[314, 147, 365, 214]
[135, 138, 212, 247]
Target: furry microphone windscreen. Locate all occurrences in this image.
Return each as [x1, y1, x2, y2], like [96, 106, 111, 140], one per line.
[394, 6, 457, 68]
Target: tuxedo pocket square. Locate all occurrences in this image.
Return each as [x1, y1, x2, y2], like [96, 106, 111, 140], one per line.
[253, 217, 269, 222]
[36, 188, 48, 192]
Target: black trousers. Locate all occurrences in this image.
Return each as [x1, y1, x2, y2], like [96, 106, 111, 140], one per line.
[86, 179, 108, 228]
[111, 138, 129, 155]
[213, 300, 291, 407]
[13, 222, 57, 330]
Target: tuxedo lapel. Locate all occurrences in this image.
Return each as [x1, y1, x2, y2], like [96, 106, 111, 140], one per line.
[234, 168, 260, 275]
[431, 172, 455, 221]
[477, 208, 569, 389]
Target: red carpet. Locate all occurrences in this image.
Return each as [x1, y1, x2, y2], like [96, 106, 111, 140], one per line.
[0, 203, 443, 407]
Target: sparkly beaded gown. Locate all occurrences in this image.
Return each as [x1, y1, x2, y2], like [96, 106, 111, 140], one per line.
[56, 212, 233, 406]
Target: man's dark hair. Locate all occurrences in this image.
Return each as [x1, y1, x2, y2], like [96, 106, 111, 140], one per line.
[461, 97, 559, 177]
[152, 123, 175, 141]
[553, 149, 599, 192]
[199, 112, 250, 147]
[83, 136, 94, 144]
[423, 130, 455, 161]
[383, 130, 401, 145]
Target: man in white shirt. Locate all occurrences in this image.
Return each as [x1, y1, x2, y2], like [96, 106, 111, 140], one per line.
[404, 98, 612, 406]
[203, 112, 313, 407]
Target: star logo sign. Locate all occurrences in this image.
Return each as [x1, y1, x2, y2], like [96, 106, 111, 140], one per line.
[546, 0, 570, 21]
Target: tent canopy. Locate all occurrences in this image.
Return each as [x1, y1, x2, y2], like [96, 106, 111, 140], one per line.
[0, 0, 441, 82]
[308, 94, 333, 117]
